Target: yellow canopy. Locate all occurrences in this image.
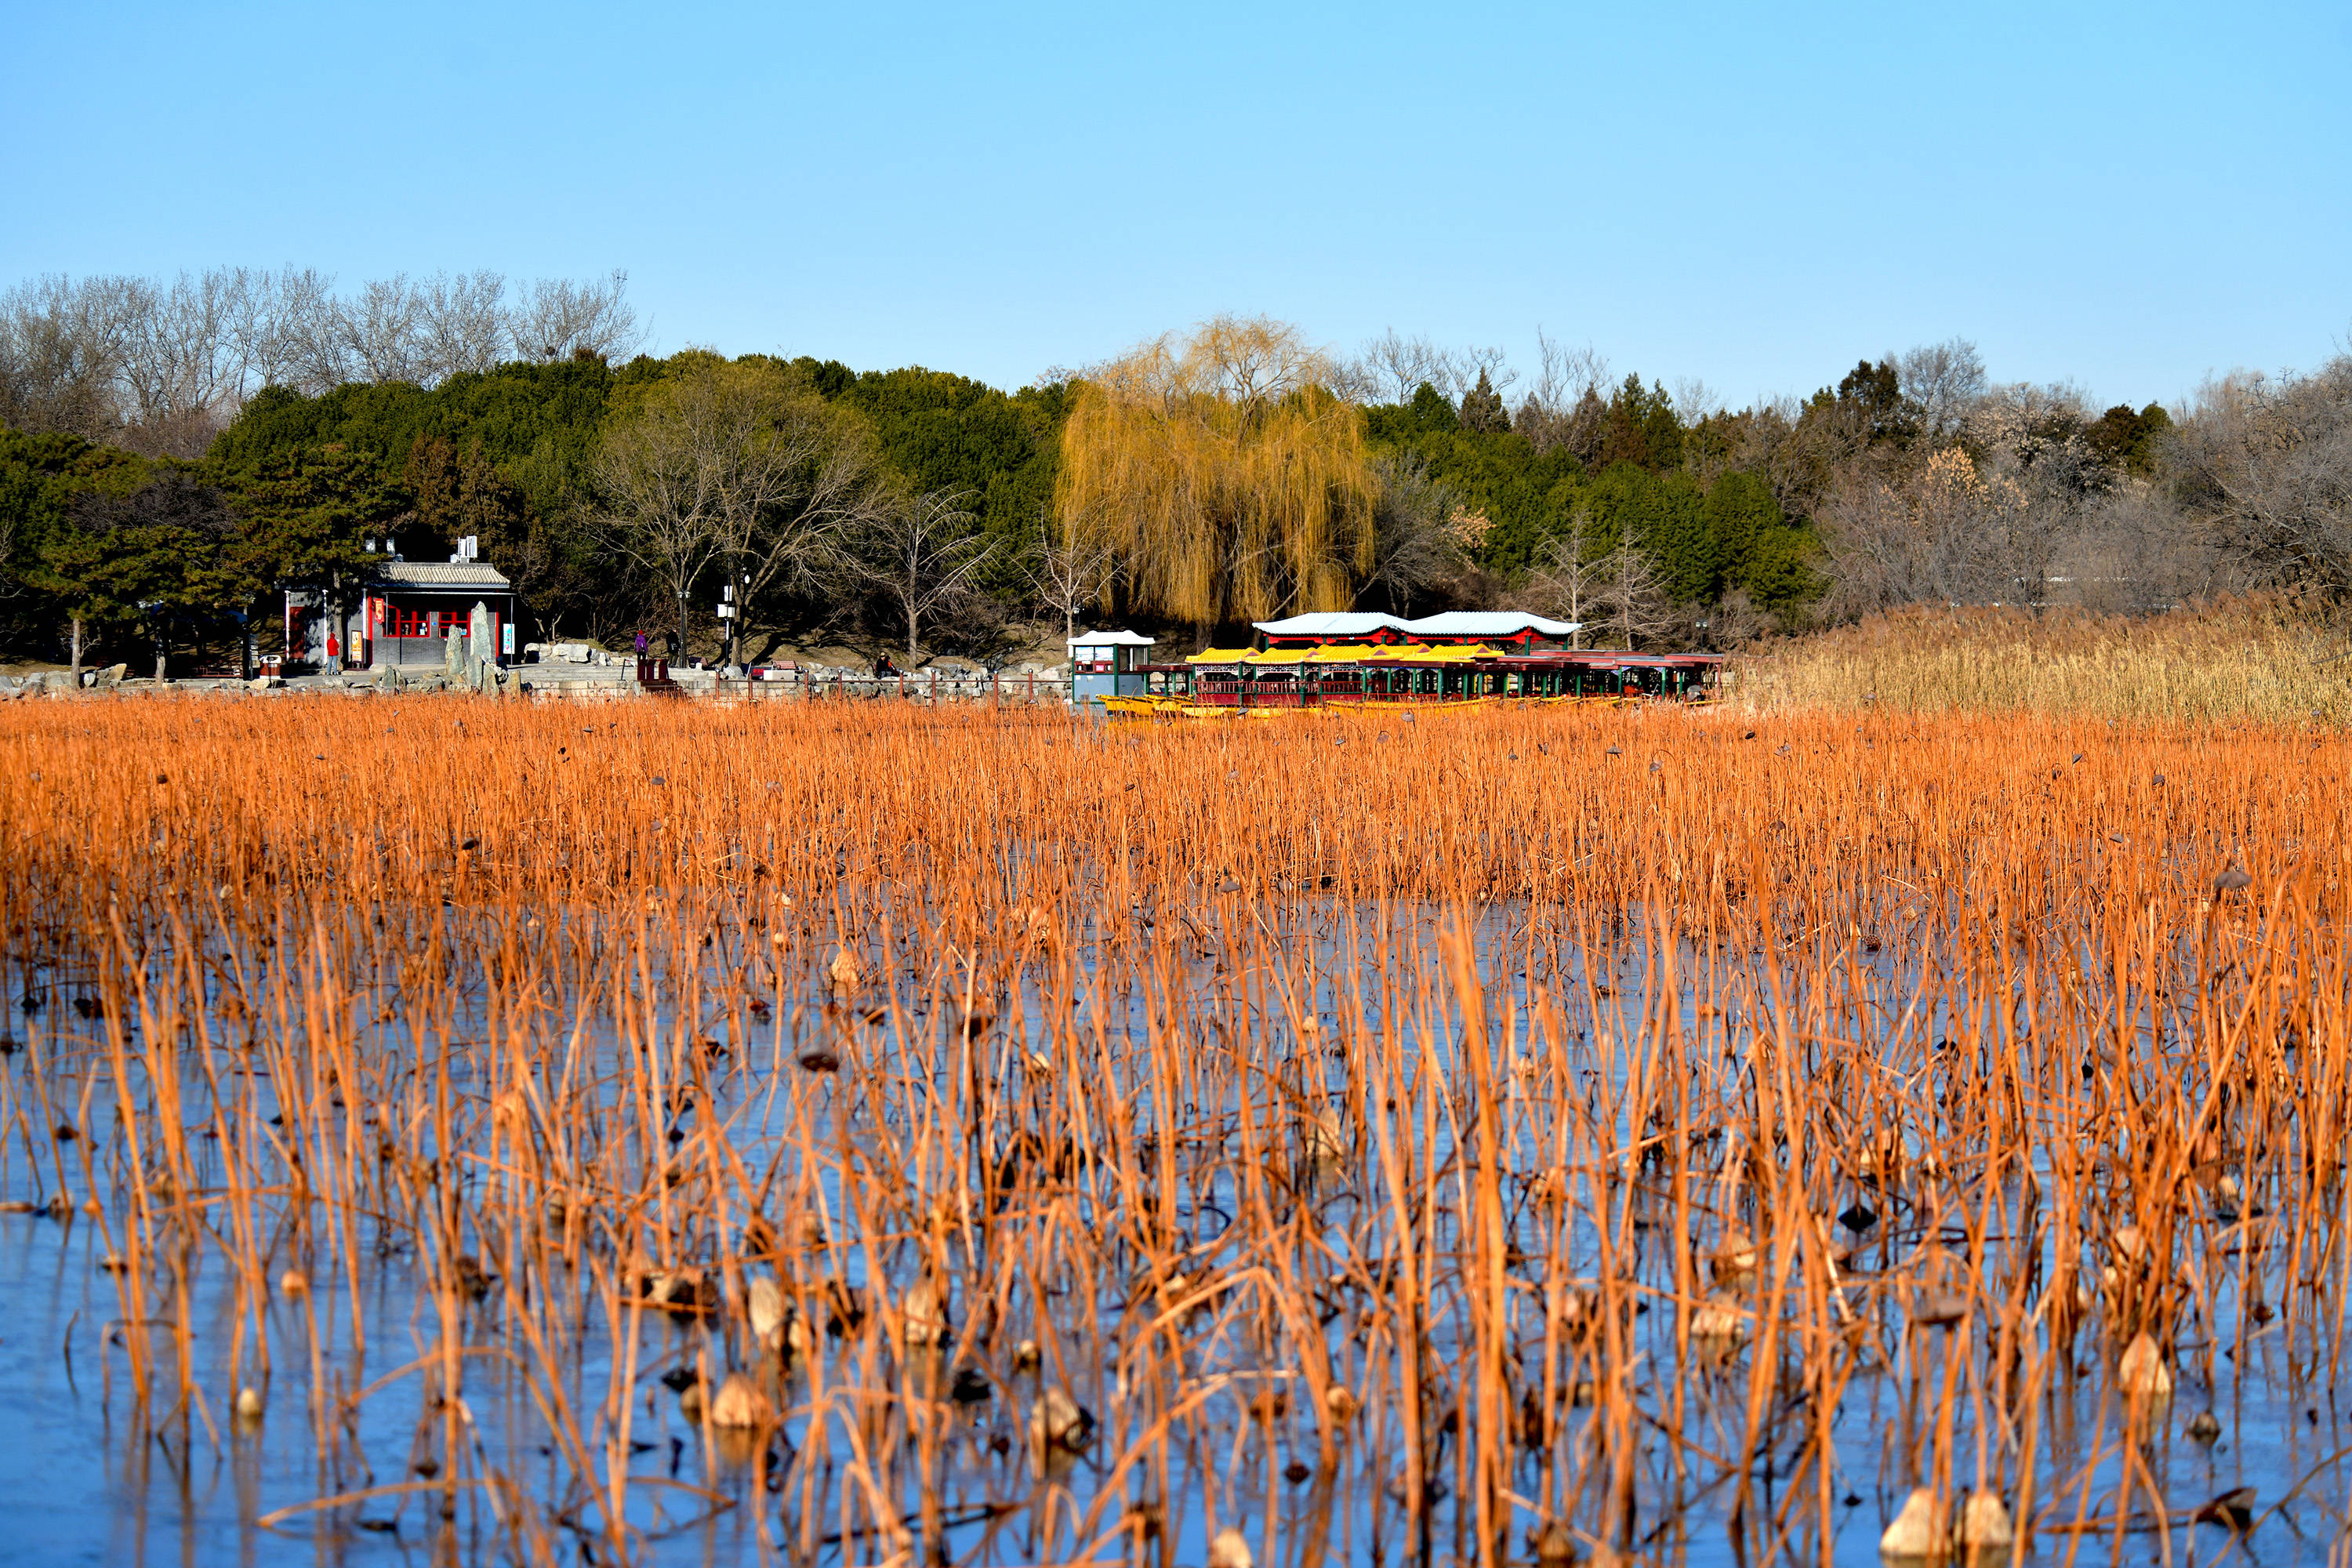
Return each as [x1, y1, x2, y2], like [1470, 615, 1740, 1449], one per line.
[1192, 641, 1505, 668]
[1356, 641, 1500, 663]
[1237, 644, 1374, 665]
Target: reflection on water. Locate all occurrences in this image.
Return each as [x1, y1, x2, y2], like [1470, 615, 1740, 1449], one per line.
[1, 887, 2343, 1568]
[4, 698, 2350, 1568]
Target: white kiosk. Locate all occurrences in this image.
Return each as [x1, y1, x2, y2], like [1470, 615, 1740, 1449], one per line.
[1069, 629, 1156, 712]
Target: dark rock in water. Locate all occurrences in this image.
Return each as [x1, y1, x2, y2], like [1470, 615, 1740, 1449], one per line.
[824, 1280, 866, 1337]
[453, 1254, 495, 1301]
[1838, 1203, 1876, 1235]
[2195, 1487, 2256, 1530]
[641, 1267, 707, 1314]
[1913, 1289, 1969, 1327]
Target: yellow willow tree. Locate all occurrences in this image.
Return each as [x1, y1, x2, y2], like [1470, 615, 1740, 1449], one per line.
[1056, 316, 1378, 629]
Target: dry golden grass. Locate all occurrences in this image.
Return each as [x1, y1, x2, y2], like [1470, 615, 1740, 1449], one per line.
[1738, 598, 2352, 724]
[0, 695, 2346, 1563]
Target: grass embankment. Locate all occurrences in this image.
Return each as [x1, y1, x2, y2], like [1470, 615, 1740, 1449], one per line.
[1737, 599, 2352, 723]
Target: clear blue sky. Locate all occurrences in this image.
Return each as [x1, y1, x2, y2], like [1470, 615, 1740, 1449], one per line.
[5, 0, 2347, 411]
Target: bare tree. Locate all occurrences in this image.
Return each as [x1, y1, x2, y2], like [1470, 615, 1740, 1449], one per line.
[1588, 542, 1678, 650]
[513, 270, 644, 365]
[1526, 510, 1606, 646]
[731, 414, 895, 664]
[1027, 506, 1116, 644]
[2069, 479, 2212, 612]
[0, 494, 20, 602]
[1341, 328, 1454, 405]
[1515, 328, 1609, 449]
[1898, 338, 1987, 444]
[1362, 454, 1462, 617]
[1965, 383, 2108, 607]
[1816, 447, 2005, 614]
[0, 273, 143, 439]
[840, 489, 997, 660]
[338, 274, 430, 384]
[594, 354, 887, 660]
[1708, 586, 1772, 648]
[1338, 329, 1513, 407]
[417, 270, 511, 381]
[117, 272, 211, 438]
[1, 265, 647, 452]
[1669, 376, 1721, 423]
[590, 381, 732, 657]
[1454, 344, 1517, 405]
[1816, 390, 2117, 618]
[259, 267, 352, 394]
[2169, 355, 2352, 591]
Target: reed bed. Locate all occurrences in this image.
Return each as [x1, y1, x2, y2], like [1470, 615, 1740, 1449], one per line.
[0, 695, 2347, 1566]
[1740, 600, 2352, 724]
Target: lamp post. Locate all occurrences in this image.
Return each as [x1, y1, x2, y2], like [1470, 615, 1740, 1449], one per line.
[718, 579, 742, 672]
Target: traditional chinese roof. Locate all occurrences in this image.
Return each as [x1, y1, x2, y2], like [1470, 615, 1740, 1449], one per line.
[364, 561, 514, 590]
[1250, 611, 1580, 641]
[1250, 612, 1417, 638]
[1398, 612, 1580, 638]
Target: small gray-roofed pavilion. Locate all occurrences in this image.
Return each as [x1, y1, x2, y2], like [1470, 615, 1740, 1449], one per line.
[356, 560, 519, 669]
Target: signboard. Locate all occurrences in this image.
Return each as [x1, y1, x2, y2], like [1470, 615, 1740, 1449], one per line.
[502, 621, 515, 655]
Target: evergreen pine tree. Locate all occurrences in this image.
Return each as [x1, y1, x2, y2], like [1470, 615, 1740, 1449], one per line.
[1458, 369, 1510, 435]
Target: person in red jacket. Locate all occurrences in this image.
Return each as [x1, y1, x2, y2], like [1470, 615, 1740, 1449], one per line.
[325, 631, 342, 676]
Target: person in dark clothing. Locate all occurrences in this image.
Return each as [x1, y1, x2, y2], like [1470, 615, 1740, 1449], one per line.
[873, 654, 898, 679]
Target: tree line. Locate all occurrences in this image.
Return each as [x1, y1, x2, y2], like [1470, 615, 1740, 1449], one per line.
[2, 270, 2347, 673]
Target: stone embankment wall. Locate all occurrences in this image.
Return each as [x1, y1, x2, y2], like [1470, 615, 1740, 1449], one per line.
[2, 666, 1076, 706]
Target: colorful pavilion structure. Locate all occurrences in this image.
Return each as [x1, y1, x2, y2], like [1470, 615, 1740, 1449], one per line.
[1109, 610, 1722, 713]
